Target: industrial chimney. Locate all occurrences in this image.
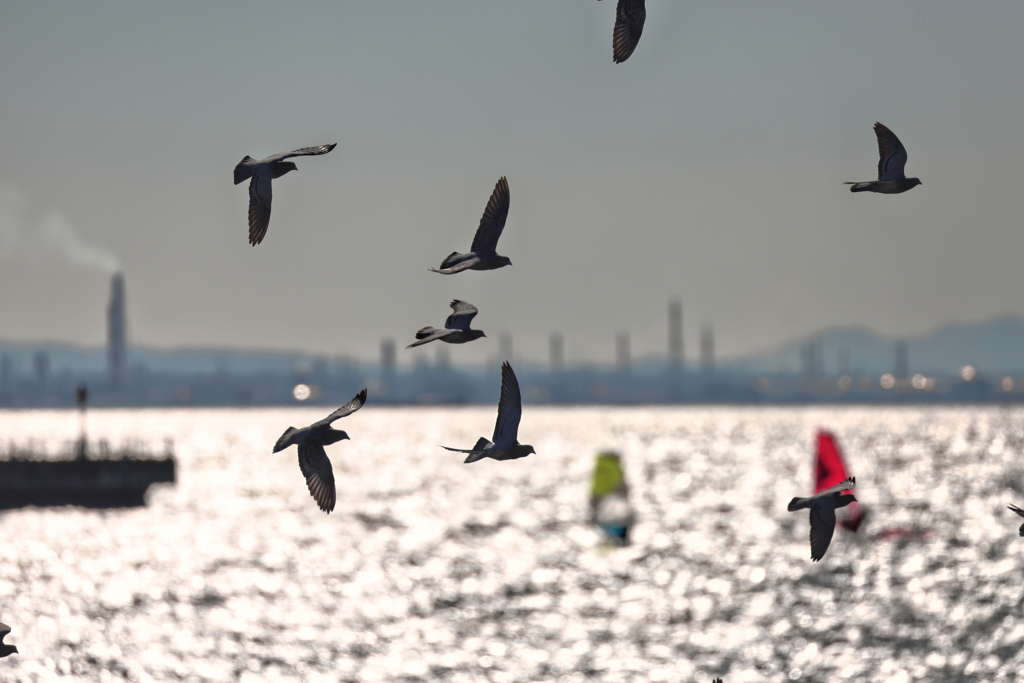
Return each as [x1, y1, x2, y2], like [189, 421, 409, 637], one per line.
[107, 273, 126, 388]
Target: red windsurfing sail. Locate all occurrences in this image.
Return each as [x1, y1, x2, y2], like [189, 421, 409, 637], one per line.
[814, 430, 864, 532]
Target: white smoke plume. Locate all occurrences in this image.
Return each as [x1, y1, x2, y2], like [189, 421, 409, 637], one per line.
[0, 186, 121, 275]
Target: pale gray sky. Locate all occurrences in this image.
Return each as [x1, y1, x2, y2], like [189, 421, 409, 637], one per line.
[1, 1, 1023, 367]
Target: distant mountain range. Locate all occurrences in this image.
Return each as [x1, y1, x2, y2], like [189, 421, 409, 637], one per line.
[3, 314, 1024, 378]
[718, 315, 1024, 377]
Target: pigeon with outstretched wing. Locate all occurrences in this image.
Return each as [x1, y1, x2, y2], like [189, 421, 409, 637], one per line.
[430, 177, 512, 274]
[442, 362, 535, 463]
[273, 388, 366, 513]
[788, 476, 857, 561]
[845, 123, 921, 194]
[407, 300, 486, 348]
[233, 143, 337, 245]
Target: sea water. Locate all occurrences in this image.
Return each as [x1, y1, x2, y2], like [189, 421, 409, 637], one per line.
[1, 405, 1023, 682]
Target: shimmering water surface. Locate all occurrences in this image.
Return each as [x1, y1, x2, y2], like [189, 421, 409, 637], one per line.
[2, 405, 1024, 682]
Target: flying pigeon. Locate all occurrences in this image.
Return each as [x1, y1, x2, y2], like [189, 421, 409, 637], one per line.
[233, 143, 337, 246]
[845, 123, 921, 194]
[0, 623, 17, 658]
[598, 0, 646, 63]
[407, 300, 486, 348]
[788, 476, 857, 561]
[1008, 504, 1024, 536]
[441, 361, 535, 463]
[430, 177, 512, 274]
[273, 388, 366, 513]
[590, 452, 635, 545]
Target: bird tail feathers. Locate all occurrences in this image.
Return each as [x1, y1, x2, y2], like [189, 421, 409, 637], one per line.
[845, 182, 871, 193]
[234, 157, 256, 185]
[273, 427, 299, 453]
[439, 252, 461, 269]
[787, 496, 810, 511]
[463, 437, 493, 464]
[415, 326, 438, 339]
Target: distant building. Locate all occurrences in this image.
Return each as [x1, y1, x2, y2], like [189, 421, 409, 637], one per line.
[616, 332, 630, 373]
[700, 324, 714, 375]
[549, 333, 564, 371]
[108, 273, 126, 388]
[435, 346, 450, 371]
[380, 338, 396, 375]
[33, 351, 49, 386]
[668, 300, 682, 370]
[800, 336, 824, 377]
[895, 340, 909, 378]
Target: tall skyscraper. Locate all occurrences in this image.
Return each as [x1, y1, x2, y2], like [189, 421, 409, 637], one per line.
[616, 332, 631, 373]
[0, 355, 10, 390]
[668, 300, 682, 370]
[107, 273, 126, 388]
[549, 332, 564, 371]
[700, 324, 714, 374]
[380, 338, 396, 375]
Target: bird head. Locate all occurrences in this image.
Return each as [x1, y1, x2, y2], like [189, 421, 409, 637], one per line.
[324, 429, 350, 445]
[908, 177, 922, 188]
[499, 256, 512, 267]
[272, 161, 299, 179]
[837, 493, 857, 509]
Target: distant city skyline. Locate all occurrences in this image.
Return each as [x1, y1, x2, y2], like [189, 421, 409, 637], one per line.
[2, 3, 1024, 367]
[3, 274, 1024, 380]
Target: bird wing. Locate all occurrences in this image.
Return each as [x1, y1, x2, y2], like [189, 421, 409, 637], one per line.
[311, 388, 368, 428]
[262, 143, 337, 164]
[809, 505, 837, 561]
[298, 442, 336, 513]
[612, 0, 646, 64]
[247, 170, 273, 246]
[469, 177, 510, 255]
[491, 361, 523, 446]
[812, 476, 855, 500]
[874, 123, 908, 181]
[441, 445, 481, 454]
[407, 328, 453, 348]
[445, 300, 479, 331]
[430, 256, 482, 274]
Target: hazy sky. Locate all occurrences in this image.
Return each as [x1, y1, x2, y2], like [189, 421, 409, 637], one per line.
[2, 1, 1023, 367]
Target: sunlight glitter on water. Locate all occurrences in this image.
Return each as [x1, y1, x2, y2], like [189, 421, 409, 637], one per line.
[1, 405, 1024, 682]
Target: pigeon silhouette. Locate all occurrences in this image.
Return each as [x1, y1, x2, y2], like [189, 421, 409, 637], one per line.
[0, 623, 17, 658]
[599, 0, 646, 63]
[273, 388, 366, 513]
[845, 123, 921, 194]
[430, 177, 512, 274]
[788, 476, 857, 561]
[441, 361, 535, 463]
[233, 143, 337, 246]
[1008, 504, 1024, 537]
[407, 300, 486, 348]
